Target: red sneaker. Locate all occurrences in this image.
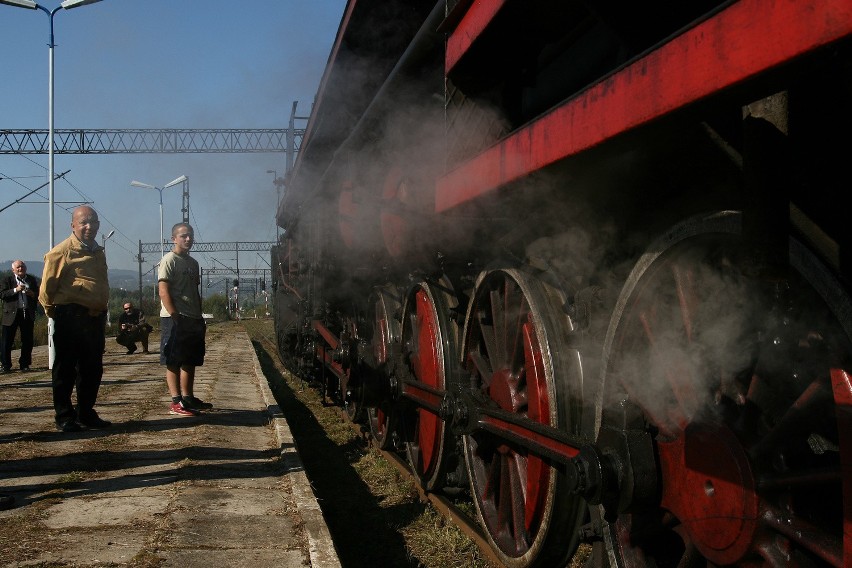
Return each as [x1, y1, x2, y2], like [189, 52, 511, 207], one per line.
[169, 402, 199, 416]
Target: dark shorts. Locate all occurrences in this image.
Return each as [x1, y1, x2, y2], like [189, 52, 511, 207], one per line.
[160, 316, 206, 367]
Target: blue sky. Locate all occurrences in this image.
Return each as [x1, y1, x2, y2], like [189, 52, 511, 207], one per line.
[0, 0, 347, 274]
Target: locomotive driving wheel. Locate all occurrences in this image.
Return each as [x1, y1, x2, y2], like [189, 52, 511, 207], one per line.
[367, 286, 401, 450]
[597, 212, 848, 567]
[398, 277, 460, 490]
[461, 268, 586, 568]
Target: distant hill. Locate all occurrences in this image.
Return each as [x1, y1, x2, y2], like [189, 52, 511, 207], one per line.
[0, 260, 157, 289]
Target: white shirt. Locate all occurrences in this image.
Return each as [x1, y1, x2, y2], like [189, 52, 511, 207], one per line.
[15, 276, 27, 309]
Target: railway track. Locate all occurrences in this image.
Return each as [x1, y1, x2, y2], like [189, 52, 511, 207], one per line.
[243, 320, 501, 568]
[332, 407, 505, 567]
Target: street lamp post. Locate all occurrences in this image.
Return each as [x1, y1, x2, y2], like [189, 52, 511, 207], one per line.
[0, 0, 104, 249]
[130, 175, 187, 258]
[101, 228, 114, 249]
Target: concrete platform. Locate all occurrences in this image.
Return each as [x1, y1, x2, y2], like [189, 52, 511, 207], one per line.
[0, 321, 340, 568]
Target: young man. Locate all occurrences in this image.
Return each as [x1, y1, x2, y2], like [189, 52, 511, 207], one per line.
[158, 222, 211, 416]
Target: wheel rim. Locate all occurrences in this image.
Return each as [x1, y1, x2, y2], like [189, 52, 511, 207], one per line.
[600, 213, 848, 567]
[369, 288, 400, 449]
[399, 280, 456, 489]
[462, 268, 584, 567]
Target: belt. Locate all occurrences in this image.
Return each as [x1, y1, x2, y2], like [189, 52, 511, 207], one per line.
[54, 303, 104, 318]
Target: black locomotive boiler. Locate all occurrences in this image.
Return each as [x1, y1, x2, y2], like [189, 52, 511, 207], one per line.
[271, 1, 852, 566]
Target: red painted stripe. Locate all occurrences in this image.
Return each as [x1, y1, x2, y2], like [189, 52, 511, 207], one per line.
[446, 0, 509, 73]
[436, 0, 852, 212]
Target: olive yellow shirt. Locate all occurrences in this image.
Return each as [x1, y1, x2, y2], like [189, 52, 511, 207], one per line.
[39, 234, 110, 317]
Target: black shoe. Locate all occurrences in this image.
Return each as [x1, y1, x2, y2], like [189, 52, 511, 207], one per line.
[0, 367, 10, 374]
[181, 396, 213, 411]
[126, 345, 137, 355]
[19, 366, 29, 372]
[0, 494, 14, 510]
[79, 415, 112, 429]
[57, 420, 82, 432]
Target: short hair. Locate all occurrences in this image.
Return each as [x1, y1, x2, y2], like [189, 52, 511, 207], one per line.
[171, 222, 194, 236]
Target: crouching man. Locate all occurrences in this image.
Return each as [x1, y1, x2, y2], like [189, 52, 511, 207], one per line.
[116, 302, 152, 354]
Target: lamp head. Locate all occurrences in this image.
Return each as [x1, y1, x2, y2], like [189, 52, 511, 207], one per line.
[61, 0, 103, 9]
[130, 180, 157, 189]
[164, 175, 187, 188]
[0, 0, 38, 9]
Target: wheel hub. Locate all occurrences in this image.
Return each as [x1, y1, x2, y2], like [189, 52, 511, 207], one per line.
[657, 422, 759, 564]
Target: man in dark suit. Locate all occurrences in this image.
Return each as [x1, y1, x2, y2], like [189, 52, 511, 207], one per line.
[1, 260, 40, 372]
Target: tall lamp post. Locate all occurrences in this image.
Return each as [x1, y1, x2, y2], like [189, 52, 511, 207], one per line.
[130, 175, 187, 258]
[0, 0, 104, 249]
[100, 228, 114, 326]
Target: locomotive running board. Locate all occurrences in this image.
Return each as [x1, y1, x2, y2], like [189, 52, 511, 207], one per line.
[436, 0, 852, 212]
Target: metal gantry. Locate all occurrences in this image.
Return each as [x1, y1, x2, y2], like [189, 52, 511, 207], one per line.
[0, 128, 305, 154]
[138, 240, 276, 255]
[135, 240, 276, 307]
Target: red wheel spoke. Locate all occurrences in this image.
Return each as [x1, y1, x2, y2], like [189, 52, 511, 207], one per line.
[635, 290, 703, 430]
[672, 263, 698, 342]
[469, 350, 493, 386]
[489, 288, 507, 366]
[479, 308, 500, 369]
[508, 454, 529, 552]
[504, 280, 526, 374]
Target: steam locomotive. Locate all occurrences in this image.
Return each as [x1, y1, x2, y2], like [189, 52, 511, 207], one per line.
[271, 1, 852, 566]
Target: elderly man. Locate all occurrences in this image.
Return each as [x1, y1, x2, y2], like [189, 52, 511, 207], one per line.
[40, 205, 111, 432]
[0, 260, 40, 372]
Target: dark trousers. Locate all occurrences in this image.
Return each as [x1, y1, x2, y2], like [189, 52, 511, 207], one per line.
[1, 309, 34, 370]
[51, 305, 106, 425]
[116, 328, 150, 351]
